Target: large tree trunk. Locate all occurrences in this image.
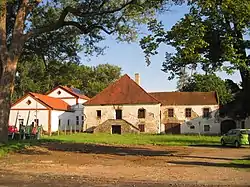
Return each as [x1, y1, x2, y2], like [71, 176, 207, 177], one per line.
[0, 56, 17, 143]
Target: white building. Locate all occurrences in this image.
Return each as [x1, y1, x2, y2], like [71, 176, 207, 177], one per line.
[9, 86, 89, 135]
[150, 92, 220, 135]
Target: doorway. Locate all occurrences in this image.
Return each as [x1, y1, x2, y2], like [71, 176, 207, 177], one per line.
[112, 125, 121, 134]
[164, 123, 181, 134]
[116, 110, 122, 119]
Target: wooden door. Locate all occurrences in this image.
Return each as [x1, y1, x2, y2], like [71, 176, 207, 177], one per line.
[164, 123, 180, 134]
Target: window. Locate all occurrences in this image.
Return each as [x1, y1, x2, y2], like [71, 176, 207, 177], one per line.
[204, 125, 210, 132]
[57, 90, 61, 95]
[67, 119, 70, 126]
[203, 108, 210, 118]
[138, 124, 145, 132]
[168, 109, 174, 117]
[138, 109, 145, 118]
[58, 119, 61, 127]
[185, 108, 192, 118]
[26, 100, 31, 105]
[76, 116, 79, 125]
[82, 116, 84, 124]
[190, 125, 195, 129]
[96, 110, 101, 118]
[116, 109, 122, 119]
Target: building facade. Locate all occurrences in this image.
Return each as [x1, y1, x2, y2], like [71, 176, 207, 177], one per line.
[84, 74, 161, 134]
[9, 86, 89, 134]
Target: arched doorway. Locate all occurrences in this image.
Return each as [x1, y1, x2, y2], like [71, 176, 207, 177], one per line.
[220, 120, 236, 135]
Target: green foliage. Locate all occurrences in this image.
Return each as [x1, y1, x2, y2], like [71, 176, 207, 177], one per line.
[12, 59, 122, 101]
[180, 74, 235, 105]
[140, 0, 250, 78]
[44, 133, 220, 146]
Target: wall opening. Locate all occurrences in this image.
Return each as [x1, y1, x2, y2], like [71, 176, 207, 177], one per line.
[112, 125, 121, 134]
[116, 109, 122, 119]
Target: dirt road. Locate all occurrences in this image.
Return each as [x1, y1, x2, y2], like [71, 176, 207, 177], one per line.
[0, 143, 249, 186]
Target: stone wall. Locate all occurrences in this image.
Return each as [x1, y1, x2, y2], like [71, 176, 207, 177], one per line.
[84, 104, 161, 133]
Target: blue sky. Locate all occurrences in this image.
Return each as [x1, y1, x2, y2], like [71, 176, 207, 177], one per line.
[79, 4, 241, 92]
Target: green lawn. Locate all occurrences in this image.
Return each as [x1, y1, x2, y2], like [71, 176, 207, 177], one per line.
[44, 133, 221, 146]
[0, 134, 220, 157]
[0, 140, 34, 157]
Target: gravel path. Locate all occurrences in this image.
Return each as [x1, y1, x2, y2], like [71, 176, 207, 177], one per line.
[0, 143, 249, 186]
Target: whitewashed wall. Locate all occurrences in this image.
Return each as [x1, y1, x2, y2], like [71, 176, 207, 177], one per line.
[47, 88, 73, 98]
[160, 105, 220, 135]
[12, 96, 46, 109]
[84, 104, 161, 133]
[9, 110, 49, 131]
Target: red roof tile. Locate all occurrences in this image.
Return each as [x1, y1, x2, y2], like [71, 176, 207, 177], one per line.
[85, 74, 160, 105]
[150, 91, 218, 105]
[30, 93, 70, 110]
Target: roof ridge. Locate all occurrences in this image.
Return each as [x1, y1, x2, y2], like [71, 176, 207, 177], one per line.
[126, 75, 160, 103]
[85, 75, 124, 104]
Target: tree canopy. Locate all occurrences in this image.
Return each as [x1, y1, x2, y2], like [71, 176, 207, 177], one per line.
[179, 74, 238, 105]
[13, 59, 122, 101]
[140, 0, 250, 116]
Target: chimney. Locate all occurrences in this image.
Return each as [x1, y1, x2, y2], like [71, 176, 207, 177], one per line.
[135, 73, 140, 85]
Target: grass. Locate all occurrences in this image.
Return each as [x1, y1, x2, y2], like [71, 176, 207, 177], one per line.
[0, 134, 220, 157]
[43, 133, 221, 146]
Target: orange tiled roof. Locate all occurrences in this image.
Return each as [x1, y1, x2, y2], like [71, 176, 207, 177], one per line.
[30, 93, 70, 110]
[150, 91, 218, 105]
[85, 74, 160, 105]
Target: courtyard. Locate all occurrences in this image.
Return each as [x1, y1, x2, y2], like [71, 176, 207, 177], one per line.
[0, 134, 249, 186]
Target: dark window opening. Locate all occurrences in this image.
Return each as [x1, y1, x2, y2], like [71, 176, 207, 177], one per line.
[57, 90, 61, 95]
[190, 125, 195, 129]
[204, 125, 210, 131]
[185, 108, 192, 118]
[203, 108, 210, 118]
[112, 125, 121, 134]
[138, 109, 146, 118]
[168, 109, 174, 117]
[76, 116, 79, 125]
[58, 119, 61, 127]
[116, 109, 122, 119]
[97, 110, 101, 118]
[26, 100, 31, 105]
[138, 124, 145, 132]
[68, 119, 70, 126]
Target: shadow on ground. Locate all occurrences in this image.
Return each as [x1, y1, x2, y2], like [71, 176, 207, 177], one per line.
[40, 141, 176, 156]
[168, 161, 250, 169]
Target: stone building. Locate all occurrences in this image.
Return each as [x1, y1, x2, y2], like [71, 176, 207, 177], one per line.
[84, 74, 161, 134]
[150, 92, 220, 135]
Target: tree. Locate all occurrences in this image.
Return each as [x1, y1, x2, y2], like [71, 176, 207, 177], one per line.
[0, 0, 184, 142]
[13, 60, 121, 101]
[180, 74, 233, 105]
[140, 0, 250, 117]
[176, 66, 190, 90]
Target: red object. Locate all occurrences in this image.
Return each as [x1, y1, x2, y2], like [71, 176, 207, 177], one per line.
[8, 126, 18, 133]
[32, 127, 37, 134]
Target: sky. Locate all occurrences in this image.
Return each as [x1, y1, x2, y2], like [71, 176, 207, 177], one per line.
[78, 4, 241, 92]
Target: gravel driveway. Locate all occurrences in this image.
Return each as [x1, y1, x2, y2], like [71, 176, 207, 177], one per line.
[0, 143, 249, 186]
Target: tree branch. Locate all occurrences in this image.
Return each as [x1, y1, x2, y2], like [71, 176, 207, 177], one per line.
[24, 0, 136, 39]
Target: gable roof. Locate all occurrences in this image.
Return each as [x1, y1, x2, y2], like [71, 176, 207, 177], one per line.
[29, 93, 70, 110]
[150, 91, 218, 105]
[47, 86, 90, 100]
[85, 74, 160, 105]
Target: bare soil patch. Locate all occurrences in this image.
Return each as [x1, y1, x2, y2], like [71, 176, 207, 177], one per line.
[0, 143, 249, 186]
